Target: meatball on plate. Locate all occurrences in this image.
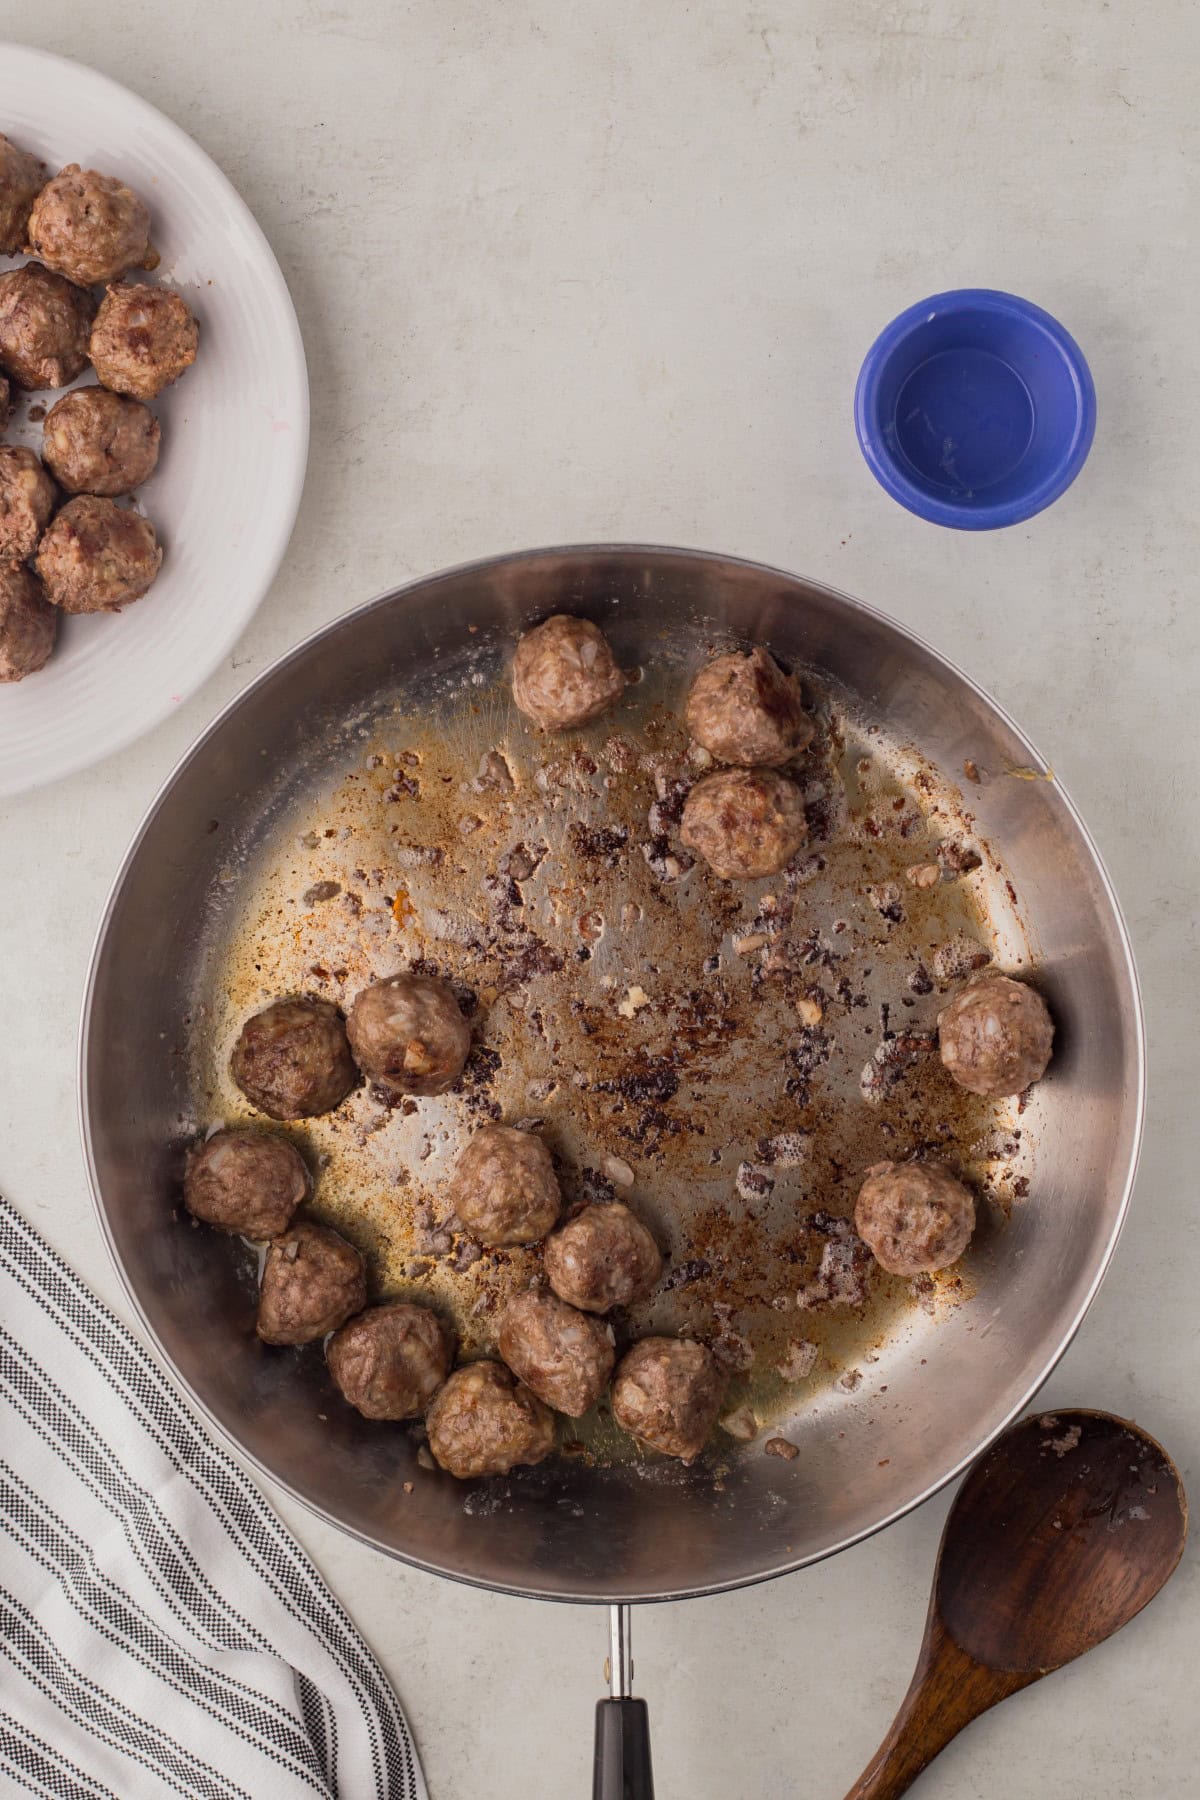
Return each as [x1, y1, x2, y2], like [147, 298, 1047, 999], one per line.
[0, 261, 94, 390]
[0, 45, 307, 801]
[0, 133, 46, 254]
[0, 563, 56, 683]
[0, 447, 57, 561]
[36, 497, 162, 615]
[28, 165, 153, 288]
[90, 283, 198, 402]
[43, 388, 160, 497]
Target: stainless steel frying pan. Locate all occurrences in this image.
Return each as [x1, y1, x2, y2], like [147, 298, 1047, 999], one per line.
[80, 546, 1143, 1793]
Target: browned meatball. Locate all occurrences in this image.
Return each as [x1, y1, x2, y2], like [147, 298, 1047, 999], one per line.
[512, 614, 625, 730]
[449, 1124, 560, 1247]
[90, 283, 198, 401]
[257, 1222, 367, 1346]
[0, 134, 46, 253]
[347, 973, 471, 1098]
[183, 1128, 310, 1239]
[425, 1360, 556, 1479]
[28, 165, 151, 287]
[43, 388, 160, 497]
[34, 496, 161, 614]
[680, 766, 807, 879]
[231, 996, 358, 1120]
[499, 1289, 615, 1416]
[0, 561, 56, 682]
[0, 447, 57, 560]
[855, 1161, 976, 1277]
[686, 648, 814, 767]
[611, 1337, 727, 1460]
[543, 1202, 663, 1315]
[0, 375, 10, 431]
[0, 261, 95, 390]
[327, 1301, 454, 1420]
[938, 975, 1055, 1098]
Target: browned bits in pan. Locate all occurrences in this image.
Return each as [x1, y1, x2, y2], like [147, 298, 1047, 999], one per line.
[197, 624, 1038, 1470]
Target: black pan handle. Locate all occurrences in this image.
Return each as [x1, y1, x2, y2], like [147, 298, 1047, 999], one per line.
[594, 1606, 654, 1799]
[593, 1697, 654, 1800]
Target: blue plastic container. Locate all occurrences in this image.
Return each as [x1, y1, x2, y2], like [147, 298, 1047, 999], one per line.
[854, 288, 1096, 529]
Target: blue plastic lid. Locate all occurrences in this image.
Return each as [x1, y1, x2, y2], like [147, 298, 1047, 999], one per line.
[854, 288, 1096, 530]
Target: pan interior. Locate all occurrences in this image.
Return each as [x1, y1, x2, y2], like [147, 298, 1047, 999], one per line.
[83, 549, 1141, 1601]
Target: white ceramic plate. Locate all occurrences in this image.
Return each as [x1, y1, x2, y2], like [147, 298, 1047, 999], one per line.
[0, 44, 308, 798]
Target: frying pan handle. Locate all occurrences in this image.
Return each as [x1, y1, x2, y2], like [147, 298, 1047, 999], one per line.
[594, 1606, 654, 1799]
[592, 1698, 654, 1800]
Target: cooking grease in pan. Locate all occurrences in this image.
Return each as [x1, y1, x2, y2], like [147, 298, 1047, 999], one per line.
[196, 628, 1036, 1464]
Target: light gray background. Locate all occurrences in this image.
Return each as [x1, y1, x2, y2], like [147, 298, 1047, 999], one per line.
[1, 3, 1196, 1794]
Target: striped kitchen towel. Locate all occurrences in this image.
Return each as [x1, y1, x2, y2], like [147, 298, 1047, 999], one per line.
[0, 1192, 427, 1800]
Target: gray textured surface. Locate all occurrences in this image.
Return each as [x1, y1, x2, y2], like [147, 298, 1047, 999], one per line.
[0, 3, 1196, 1795]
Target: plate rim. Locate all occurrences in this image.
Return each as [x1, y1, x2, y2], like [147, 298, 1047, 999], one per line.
[0, 41, 310, 799]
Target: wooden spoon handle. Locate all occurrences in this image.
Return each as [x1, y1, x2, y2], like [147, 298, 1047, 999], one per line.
[843, 1614, 1037, 1800]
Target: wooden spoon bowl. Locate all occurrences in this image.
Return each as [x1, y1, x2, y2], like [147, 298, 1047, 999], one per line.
[845, 1409, 1188, 1800]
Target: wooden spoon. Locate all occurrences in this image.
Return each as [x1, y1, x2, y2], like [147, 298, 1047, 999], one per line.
[845, 1409, 1187, 1800]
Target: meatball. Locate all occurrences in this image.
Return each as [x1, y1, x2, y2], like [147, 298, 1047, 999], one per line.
[686, 647, 814, 767]
[938, 974, 1055, 1099]
[34, 496, 162, 614]
[0, 261, 95, 390]
[449, 1124, 560, 1247]
[511, 614, 625, 730]
[27, 165, 152, 287]
[347, 973, 471, 1098]
[327, 1301, 454, 1420]
[680, 766, 807, 879]
[543, 1201, 663, 1314]
[0, 375, 10, 431]
[89, 283, 198, 401]
[0, 133, 46, 254]
[499, 1289, 614, 1416]
[611, 1337, 727, 1461]
[257, 1222, 367, 1346]
[855, 1160, 976, 1277]
[425, 1360, 556, 1479]
[183, 1127, 310, 1239]
[231, 996, 358, 1120]
[0, 561, 56, 682]
[43, 387, 161, 497]
[0, 447, 57, 560]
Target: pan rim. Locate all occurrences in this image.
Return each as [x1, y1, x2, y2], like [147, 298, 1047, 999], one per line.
[77, 542, 1146, 1605]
